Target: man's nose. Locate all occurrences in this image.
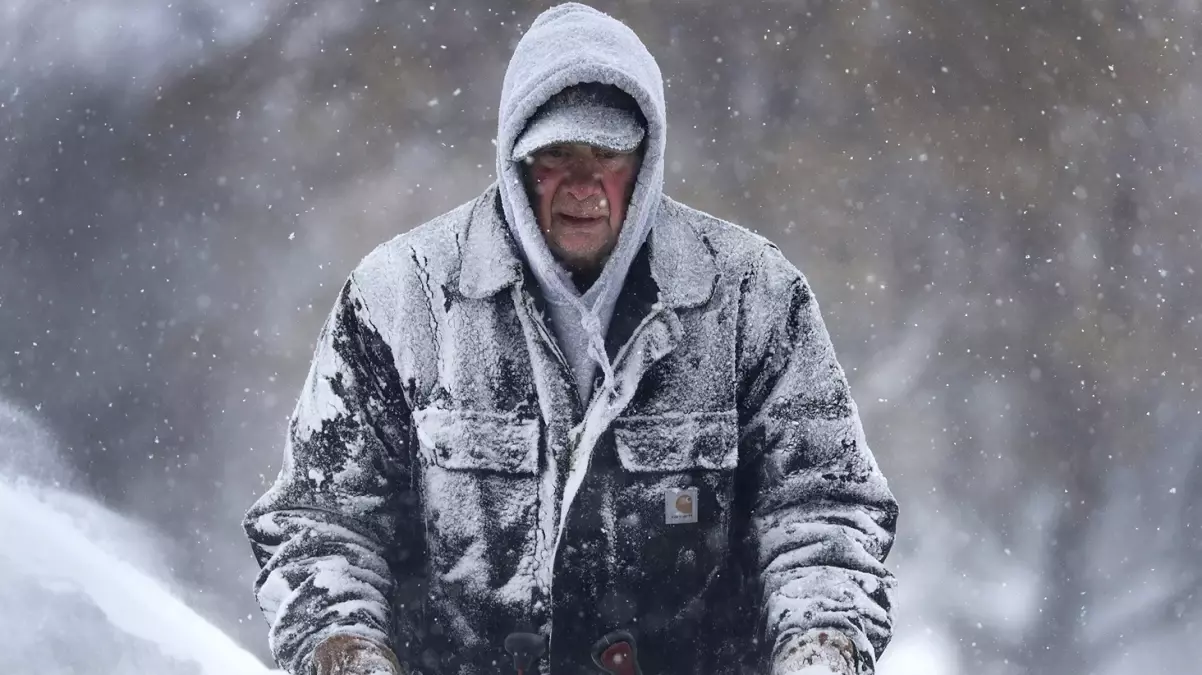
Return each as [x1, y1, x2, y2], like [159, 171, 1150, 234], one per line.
[563, 161, 604, 201]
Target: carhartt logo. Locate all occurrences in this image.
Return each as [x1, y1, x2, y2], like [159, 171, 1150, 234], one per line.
[665, 487, 699, 524]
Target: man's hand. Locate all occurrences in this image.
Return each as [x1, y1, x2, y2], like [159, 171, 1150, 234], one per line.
[312, 635, 403, 675]
[772, 629, 858, 675]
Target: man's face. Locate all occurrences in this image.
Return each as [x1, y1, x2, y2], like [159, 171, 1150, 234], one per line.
[524, 143, 641, 275]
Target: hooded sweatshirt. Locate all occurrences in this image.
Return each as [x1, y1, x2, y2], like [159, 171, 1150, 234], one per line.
[496, 3, 667, 406]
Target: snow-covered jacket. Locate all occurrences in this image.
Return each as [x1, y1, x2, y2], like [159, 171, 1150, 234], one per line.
[244, 4, 896, 675]
[244, 184, 898, 675]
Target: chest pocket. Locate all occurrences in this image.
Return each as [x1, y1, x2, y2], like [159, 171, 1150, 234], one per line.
[609, 409, 738, 539]
[612, 410, 738, 473]
[414, 407, 540, 474]
[604, 410, 740, 629]
[412, 406, 542, 605]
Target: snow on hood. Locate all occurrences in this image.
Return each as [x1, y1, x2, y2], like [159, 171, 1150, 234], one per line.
[495, 2, 667, 404]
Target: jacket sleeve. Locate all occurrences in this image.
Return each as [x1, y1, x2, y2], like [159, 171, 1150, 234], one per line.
[737, 247, 898, 674]
[243, 273, 415, 675]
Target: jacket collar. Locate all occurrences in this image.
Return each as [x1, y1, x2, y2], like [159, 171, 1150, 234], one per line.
[646, 198, 717, 308]
[459, 186, 717, 309]
[458, 186, 524, 299]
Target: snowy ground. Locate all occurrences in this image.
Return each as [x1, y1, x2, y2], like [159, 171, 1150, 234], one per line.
[0, 475, 277, 675]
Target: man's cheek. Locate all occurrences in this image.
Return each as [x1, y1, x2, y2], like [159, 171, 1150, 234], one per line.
[532, 164, 564, 184]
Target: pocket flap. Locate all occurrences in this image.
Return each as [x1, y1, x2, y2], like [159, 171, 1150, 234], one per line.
[612, 410, 738, 472]
[413, 407, 540, 474]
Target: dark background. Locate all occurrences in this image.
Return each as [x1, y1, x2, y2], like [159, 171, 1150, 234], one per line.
[1, 1, 1199, 673]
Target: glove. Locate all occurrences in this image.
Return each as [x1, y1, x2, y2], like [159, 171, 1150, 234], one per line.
[772, 629, 858, 675]
[312, 634, 403, 675]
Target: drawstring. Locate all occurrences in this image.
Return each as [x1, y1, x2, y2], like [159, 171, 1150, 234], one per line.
[580, 306, 616, 394]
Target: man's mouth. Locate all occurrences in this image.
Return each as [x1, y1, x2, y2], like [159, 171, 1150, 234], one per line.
[558, 213, 606, 226]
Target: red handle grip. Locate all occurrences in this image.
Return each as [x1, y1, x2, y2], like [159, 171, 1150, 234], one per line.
[597, 639, 638, 675]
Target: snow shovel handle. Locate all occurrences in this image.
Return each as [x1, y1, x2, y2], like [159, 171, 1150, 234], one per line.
[591, 630, 642, 675]
[504, 632, 546, 675]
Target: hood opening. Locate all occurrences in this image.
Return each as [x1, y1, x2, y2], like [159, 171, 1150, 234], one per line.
[494, 2, 667, 405]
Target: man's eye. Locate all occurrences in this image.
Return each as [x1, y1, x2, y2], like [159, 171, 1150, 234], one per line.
[595, 150, 619, 160]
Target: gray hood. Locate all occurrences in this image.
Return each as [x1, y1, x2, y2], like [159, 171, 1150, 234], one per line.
[496, 3, 666, 405]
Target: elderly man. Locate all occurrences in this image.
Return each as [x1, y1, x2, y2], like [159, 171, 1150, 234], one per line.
[244, 4, 898, 675]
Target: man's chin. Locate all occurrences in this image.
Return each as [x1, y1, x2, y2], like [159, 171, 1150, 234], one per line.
[549, 244, 609, 276]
